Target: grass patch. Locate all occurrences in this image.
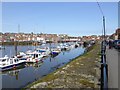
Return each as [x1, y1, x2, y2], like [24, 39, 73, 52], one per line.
[79, 79, 94, 88]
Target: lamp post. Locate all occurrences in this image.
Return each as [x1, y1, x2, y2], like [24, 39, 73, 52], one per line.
[103, 16, 106, 41]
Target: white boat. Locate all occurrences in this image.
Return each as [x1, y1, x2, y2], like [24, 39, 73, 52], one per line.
[74, 42, 80, 48]
[51, 48, 61, 55]
[0, 56, 26, 71]
[14, 52, 29, 62]
[36, 47, 50, 57]
[15, 52, 27, 58]
[57, 43, 64, 50]
[70, 44, 75, 49]
[26, 51, 44, 63]
[63, 44, 71, 50]
[0, 46, 5, 50]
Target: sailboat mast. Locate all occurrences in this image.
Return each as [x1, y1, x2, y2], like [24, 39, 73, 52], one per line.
[15, 24, 20, 56]
[18, 24, 20, 46]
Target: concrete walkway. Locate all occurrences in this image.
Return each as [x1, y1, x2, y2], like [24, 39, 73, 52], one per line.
[106, 47, 119, 89]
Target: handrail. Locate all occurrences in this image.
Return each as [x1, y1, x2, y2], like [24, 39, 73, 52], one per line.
[101, 41, 108, 90]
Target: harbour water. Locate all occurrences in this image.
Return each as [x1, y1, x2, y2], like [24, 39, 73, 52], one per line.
[0, 44, 85, 88]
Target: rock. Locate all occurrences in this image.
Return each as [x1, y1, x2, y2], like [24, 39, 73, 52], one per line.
[47, 82, 51, 84]
[38, 82, 48, 87]
[66, 65, 70, 67]
[62, 67, 68, 70]
[54, 71, 60, 75]
[89, 80, 94, 83]
[60, 70, 65, 74]
[76, 62, 79, 65]
[31, 82, 48, 88]
[94, 61, 98, 63]
[96, 58, 99, 60]
[80, 64, 84, 66]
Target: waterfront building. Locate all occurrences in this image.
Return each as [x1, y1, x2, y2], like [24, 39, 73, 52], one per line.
[109, 28, 120, 40]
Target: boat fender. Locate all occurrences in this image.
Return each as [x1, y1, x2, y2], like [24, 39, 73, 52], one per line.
[36, 59, 38, 63]
[13, 65, 16, 69]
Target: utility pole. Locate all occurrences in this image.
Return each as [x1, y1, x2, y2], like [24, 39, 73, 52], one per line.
[103, 16, 106, 41]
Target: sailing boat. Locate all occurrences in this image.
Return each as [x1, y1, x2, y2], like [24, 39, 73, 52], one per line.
[14, 24, 27, 61]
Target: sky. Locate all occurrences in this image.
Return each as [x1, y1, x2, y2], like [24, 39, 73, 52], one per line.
[1, 2, 118, 36]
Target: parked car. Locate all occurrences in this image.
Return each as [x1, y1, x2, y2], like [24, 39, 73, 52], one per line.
[113, 40, 120, 49]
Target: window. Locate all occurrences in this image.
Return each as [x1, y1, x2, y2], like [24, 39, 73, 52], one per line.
[2, 59, 6, 62]
[14, 59, 17, 62]
[10, 59, 13, 64]
[118, 41, 120, 44]
[16, 59, 19, 62]
[34, 54, 38, 58]
[36, 54, 38, 57]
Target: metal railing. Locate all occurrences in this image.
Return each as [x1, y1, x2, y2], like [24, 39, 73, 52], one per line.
[101, 41, 108, 90]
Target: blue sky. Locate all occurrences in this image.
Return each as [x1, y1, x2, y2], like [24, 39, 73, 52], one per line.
[2, 2, 118, 36]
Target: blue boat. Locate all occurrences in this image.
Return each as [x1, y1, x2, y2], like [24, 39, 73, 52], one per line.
[50, 48, 61, 55]
[51, 51, 59, 55]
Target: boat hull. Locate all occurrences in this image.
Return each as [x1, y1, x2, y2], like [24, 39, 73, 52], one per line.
[1, 62, 25, 71]
[38, 50, 46, 52]
[51, 51, 59, 55]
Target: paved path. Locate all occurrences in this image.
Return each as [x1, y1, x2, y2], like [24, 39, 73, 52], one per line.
[106, 47, 119, 89]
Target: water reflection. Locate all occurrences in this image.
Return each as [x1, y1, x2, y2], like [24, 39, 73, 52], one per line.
[7, 70, 20, 80]
[1, 46, 85, 88]
[25, 61, 43, 69]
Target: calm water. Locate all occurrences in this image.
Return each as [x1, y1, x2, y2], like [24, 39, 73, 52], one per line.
[0, 44, 85, 88]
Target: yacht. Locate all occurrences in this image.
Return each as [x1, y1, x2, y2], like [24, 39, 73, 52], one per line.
[26, 51, 44, 63]
[36, 47, 51, 57]
[51, 48, 61, 55]
[0, 55, 26, 71]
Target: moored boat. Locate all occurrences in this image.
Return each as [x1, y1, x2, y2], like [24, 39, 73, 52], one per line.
[36, 47, 50, 57]
[63, 44, 71, 51]
[26, 51, 44, 63]
[36, 47, 50, 52]
[0, 56, 26, 71]
[15, 52, 28, 60]
[51, 48, 61, 55]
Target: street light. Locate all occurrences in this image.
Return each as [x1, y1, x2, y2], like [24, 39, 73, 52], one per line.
[103, 16, 106, 41]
